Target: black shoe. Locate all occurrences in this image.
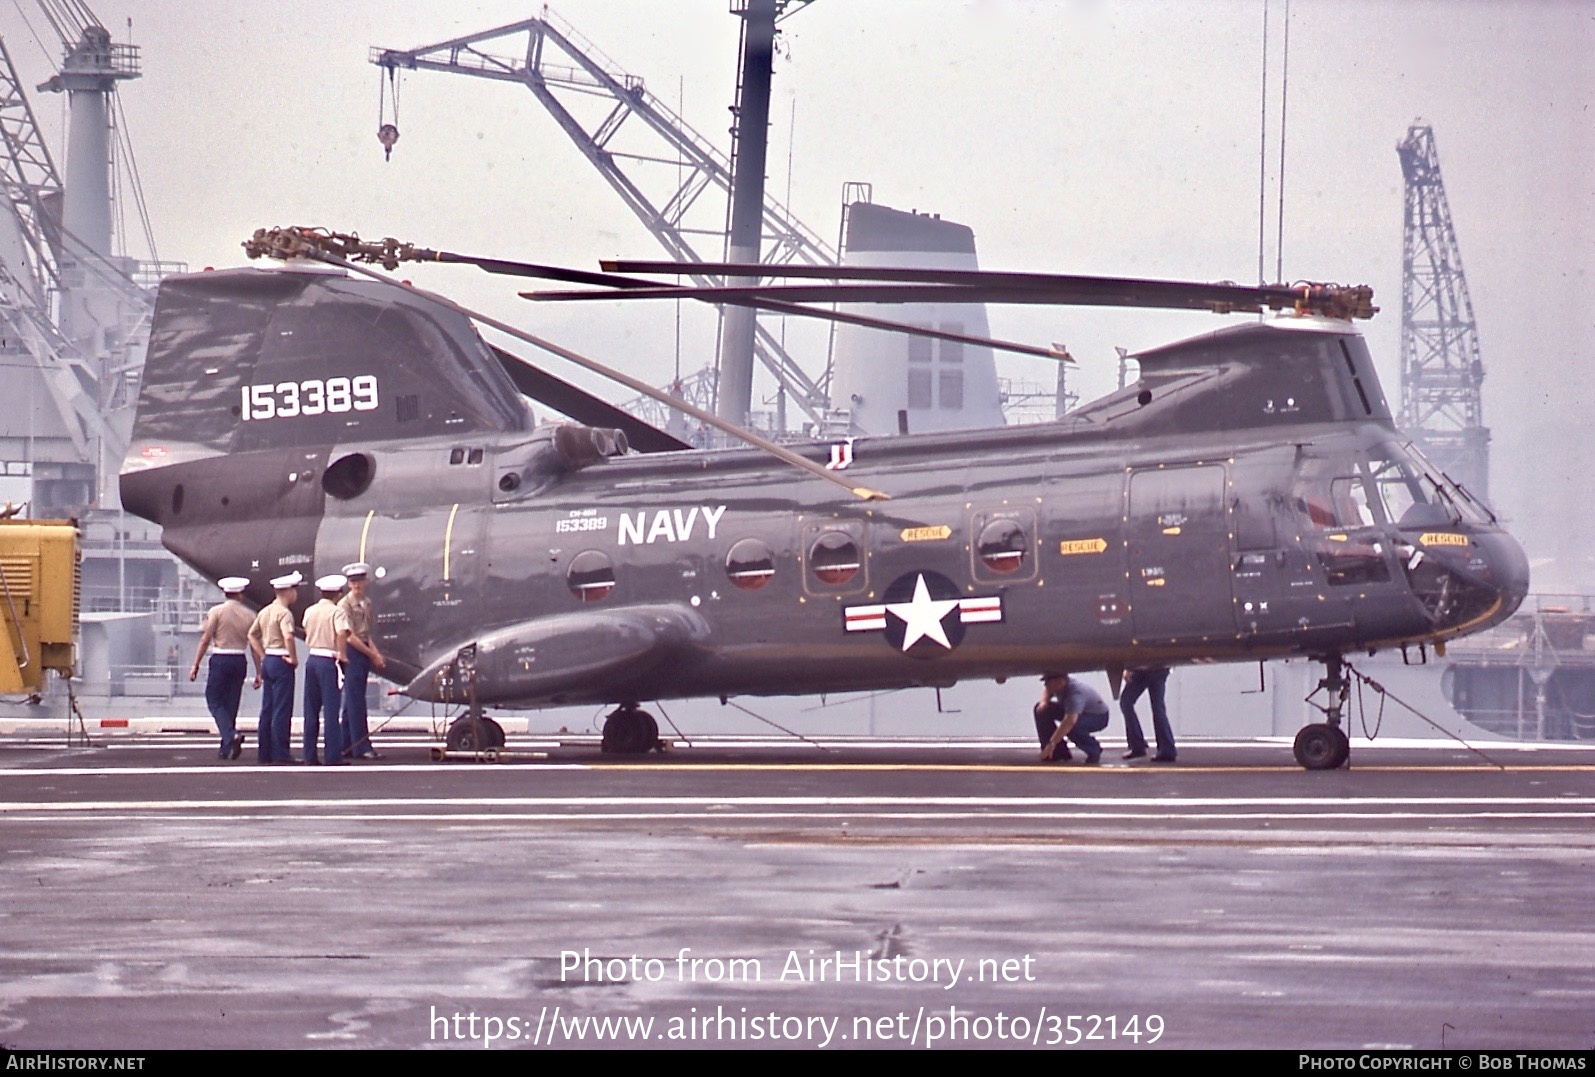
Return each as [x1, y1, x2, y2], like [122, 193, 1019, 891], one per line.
[230, 734, 245, 761]
[361, 750, 384, 760]
[1083, 753, 1102, 766]
[1152, 754, 1178, 763]
[1122, 748, 1147, 760]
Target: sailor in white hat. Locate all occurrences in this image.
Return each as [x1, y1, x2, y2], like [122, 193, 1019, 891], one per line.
[189, 576, 253, 759]
[248, 571, 303, 763]
[301, 573, 349, 765]
[337, 561, 386, 760]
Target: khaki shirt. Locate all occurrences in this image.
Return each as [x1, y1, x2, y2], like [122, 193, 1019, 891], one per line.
[202, 599, 255, 652]
[338, 591, 374, 643]
[249, 602, 296, 655]
[302, 598, 349, 652]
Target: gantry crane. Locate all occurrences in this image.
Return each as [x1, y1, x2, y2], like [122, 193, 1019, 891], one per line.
[371, 5, 833, 428]
[1397, 123, 1490, 501]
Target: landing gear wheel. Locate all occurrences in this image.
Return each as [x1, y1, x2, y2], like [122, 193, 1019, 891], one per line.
[1293, 723, 1349, 770]
[445, 715, 505, 752]
[602, 707, 660, 754]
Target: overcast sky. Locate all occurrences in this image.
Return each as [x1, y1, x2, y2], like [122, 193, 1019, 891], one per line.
[4, 0, 1590, 584]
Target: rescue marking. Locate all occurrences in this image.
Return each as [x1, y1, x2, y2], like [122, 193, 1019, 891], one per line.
[1420, 533, 1470, 547]
[900, 525, 953, 543]
[1059, 538, 1108, 555]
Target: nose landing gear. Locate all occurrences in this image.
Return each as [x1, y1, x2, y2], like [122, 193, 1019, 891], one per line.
[1294, 653, 1352, 770]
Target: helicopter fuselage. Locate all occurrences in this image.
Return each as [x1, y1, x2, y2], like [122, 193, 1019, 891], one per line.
[119, 268, 1528, 710]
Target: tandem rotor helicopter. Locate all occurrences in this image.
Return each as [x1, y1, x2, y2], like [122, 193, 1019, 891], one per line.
[118, 226, 1528, 769]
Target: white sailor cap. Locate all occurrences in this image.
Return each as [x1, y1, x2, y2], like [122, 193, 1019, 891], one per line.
[341, 561, 371, 578]
[315, 573, 347, 592]
[217, 576, 250, 593]
[269, 570, 303, 590]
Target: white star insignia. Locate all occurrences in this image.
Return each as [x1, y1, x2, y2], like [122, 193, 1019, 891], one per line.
[885, 573, 961, 651]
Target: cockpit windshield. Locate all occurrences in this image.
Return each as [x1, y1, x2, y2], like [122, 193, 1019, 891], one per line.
[1367, 443, 1492, 528]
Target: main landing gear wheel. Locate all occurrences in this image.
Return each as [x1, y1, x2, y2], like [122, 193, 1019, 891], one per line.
[1293, 723, 1350, 770]
[445, 714, 506, 752]
[601, 705, 660, 754]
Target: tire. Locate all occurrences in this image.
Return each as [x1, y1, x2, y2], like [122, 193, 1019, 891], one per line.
[602, 708, 659, 754]
[1293, 723, 1349, 770]
[446, 715, 506, 752]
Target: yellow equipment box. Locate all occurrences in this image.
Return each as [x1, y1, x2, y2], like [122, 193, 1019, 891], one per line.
[0, 519, 79, 694]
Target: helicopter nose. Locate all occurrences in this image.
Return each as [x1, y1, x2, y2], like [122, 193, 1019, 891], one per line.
[1404, 529, 1529, 635]
[1480, 530, 1531, 621]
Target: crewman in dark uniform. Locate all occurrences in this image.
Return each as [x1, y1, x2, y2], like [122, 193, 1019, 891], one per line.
[189, 575, 252, 760]
[338, 561, 385, 760]
[248, 571, 301, 764]
[1035, 672, 1112, 765]
[1121, 665, 1177, 762]
[301, 573, 348, 765]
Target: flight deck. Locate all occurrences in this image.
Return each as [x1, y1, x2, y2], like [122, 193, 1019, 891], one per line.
[1, 732, 1591, 1050]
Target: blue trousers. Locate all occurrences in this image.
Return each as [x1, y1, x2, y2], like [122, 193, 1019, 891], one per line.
[341, 649, 374, 758]
[258, 655, 295, 763]
[1034, 702, 1110, 762]
[303, 655, 344, 764]
[1121, 668, 1175, 759]
[204, 654, 247, 757]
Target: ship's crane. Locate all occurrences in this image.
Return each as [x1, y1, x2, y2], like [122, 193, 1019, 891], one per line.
[1397, 123, 1490, 501]
[0, 1, 177, 513]
[371, 6, 834, 428]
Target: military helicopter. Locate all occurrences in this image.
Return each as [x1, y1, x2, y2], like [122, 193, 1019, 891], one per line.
[118, 226, 1529, 769]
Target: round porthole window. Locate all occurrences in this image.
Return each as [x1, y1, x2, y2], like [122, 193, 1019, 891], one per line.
[726, 538, 776, 591]
[567, 550, 615, 602]
[809, 532, 861, 586]
[977, 518, 1027, 574]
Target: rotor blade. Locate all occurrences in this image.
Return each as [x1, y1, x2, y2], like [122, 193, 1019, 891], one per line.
[603, 260, 1377, 320]
[486, 343, 690, 453]
[532, 280, 1275, 311]
[419, 247, 1070, 362]
[520, 287, 1071, 362]
[300, 252, 890, 501]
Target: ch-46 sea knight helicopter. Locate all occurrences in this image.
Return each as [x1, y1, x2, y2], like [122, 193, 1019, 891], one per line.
[118, 226, 1528, 769]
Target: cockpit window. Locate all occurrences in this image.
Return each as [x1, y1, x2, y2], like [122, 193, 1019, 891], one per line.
[1293, 459, 1379, 530]
[1367, 444, 1492, 528]
[1398, 443, 1494, 525]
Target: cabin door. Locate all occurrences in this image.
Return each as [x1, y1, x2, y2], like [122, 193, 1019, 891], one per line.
[1126, 464, 1237, 643]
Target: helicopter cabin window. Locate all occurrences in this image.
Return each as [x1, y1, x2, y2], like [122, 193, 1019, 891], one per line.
[566, 550, 615, 603]
[1292, 460, 1378, 531]
[809, 532, 862, 586]
[977, 518, 1027, 574]
[725, 538, 776, 591]
[1293, 459, 1390, 585]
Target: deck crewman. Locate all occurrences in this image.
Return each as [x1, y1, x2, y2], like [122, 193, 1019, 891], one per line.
[338, 561, 385, 760]
[302, 573, 349, 765]
[189, 575, 253, 760]
[248, 571, 301, 764]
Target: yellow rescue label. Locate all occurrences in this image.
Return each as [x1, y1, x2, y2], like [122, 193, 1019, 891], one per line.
[1420, 532, 1469, 548]
[900, 525, 952, 543]
[1059, 538, 1109, 555]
